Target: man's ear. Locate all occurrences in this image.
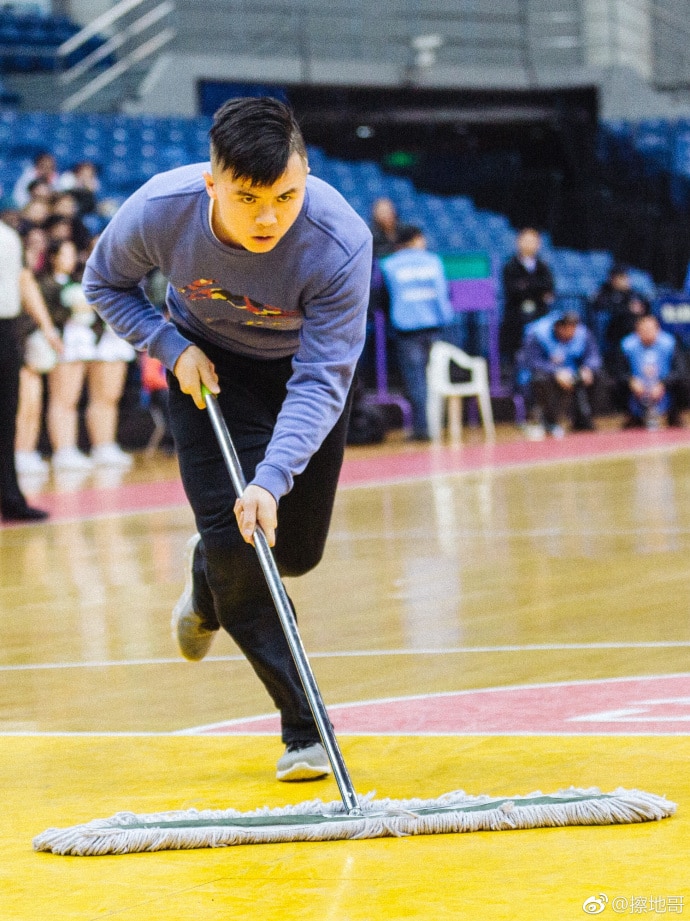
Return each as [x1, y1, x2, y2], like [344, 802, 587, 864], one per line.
[202, 171, 216, 199]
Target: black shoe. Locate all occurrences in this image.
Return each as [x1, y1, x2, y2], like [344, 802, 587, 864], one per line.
[622, 415, 645, 430]
[1, 503, 49, 522]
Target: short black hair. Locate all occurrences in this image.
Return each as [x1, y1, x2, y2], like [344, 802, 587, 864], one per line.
[397, 224, 424, 246]
[554, 309, 580, 326]
[208, 96, 307, 186]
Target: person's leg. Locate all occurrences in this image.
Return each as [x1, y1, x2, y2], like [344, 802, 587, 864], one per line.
[168, 354, 352, 746]
[85, 360, 127, 447]
[0, 319, 47, 519]
[47, 361, 87, 452]
[15, 367, 44, 452]
[395, 331, 433, 438]
[86, 360, 132, 466]
[531, 373, 561, 429]
[666, 379, 686, 426]
[572, 378, 595, 430]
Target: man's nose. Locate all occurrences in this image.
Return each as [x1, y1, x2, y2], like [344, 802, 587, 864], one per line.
[255, 207, 277, 227]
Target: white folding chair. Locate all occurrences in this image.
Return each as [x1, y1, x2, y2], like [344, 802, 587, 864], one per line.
[426, 341, 495, 442]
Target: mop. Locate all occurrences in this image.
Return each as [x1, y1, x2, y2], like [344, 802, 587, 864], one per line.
[33, 389, 676, 855]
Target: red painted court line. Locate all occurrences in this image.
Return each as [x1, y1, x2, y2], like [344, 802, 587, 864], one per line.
[194, 674, 690, 736]
[338, 426, 690, 486]
[8, 426, 690, 525]
[17, 478, 187, 523]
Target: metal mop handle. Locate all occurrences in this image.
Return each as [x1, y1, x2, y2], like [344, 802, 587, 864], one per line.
[201, 386, 361, 815]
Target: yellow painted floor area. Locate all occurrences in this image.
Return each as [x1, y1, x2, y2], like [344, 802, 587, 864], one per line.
[2, 734, 687, 920]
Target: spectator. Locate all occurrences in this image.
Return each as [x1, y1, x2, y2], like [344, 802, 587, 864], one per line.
[58, 161, 101, 216]
[12, 151, 59, 209]
[615, 314, 687, 429]
[29, 239, 134, 471]
[370, 197, 405, 258]
[21, 226, 48, 274]
[500, 227, 554, 376]
[519, 309, 602, 438]
[360, 198, 407, 388]
[379, 225, 454, 440]
[500, 227, 555, 371]
[50, 192, 93, 254]
[0, 216, 56, 520]
[17, 198, 51, 235]
[25, 178, 53, 205]
[591, 264, 651, 368]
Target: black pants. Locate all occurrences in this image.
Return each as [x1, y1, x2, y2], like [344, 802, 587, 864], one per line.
[167, 337, 353, 746]
[531, 371, 595, 429]
[0, 318, 28, 515]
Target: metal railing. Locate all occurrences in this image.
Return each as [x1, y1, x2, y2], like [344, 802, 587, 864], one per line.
[56, 0, 176, 112]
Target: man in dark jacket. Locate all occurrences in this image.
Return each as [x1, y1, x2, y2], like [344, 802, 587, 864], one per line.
[591, 264, 651, 370]
[500, 228, 555, 369]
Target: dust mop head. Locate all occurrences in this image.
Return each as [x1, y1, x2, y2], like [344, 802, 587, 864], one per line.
[33, 787, 675, 856]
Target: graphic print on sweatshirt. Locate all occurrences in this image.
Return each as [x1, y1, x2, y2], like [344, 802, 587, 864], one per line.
[177, 278, 303, 331]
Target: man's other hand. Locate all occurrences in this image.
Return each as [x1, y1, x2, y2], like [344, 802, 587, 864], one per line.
[234, 485, 278, 547]
[173, 345, 220, 409]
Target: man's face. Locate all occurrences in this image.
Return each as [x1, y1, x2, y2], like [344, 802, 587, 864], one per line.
[637, 317, 659, 347]
[517, 230, 541, 259]
[203, 151, 308, 253]
[555, 320, 577, 343]
[611, 272, 631, 292]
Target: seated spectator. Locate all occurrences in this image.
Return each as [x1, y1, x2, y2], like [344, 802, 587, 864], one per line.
[591, 264, 651, 369]
[379, 225, 454, 440]
[519, 309, 602, 438]
[12, 151, 59, 209]
[500, 227, 555, 373]
[614, 315, 687, 429]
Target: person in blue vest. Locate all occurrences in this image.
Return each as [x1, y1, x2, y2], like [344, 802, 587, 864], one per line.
[519, 308, 602, 438]
[379, 225, 454, 440]
[615, 314, 687, 429]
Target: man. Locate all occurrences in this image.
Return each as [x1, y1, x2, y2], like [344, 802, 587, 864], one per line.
[519, 309, 601, 438]
[0, 218, 58, 521]
[615, 314, 687, 429]
[379, 225, 453, 440]
[591, 264, 651, 371]
[500, 227, 555, 369]
[82, 97, 372, 781]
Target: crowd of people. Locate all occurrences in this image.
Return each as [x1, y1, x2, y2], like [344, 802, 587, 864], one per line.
[365, 198, 690, 443]
[498, 226, 688, 438]
[0, 151, 135, 520]
[1, 151, 688, 521]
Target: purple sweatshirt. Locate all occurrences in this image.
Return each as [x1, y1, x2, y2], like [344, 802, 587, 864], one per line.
[83, 165, 372, 500]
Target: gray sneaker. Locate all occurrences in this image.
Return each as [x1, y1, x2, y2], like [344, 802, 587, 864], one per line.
[276, 742, 331, 782]
[171, 534, 216, 661]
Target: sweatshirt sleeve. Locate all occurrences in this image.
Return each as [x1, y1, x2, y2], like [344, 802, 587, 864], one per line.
[82, 188, 193, 371]
[251, 236, 372, 500]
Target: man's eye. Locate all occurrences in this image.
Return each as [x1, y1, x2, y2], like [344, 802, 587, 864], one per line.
[241, 196, 256, 203]
[277, 194, 292, 202]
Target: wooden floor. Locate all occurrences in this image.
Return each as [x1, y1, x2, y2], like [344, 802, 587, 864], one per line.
[1, 422, 689, 919]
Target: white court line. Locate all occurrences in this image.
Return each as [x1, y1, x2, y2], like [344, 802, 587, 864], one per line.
[2, 641, 690, 673]
[3, 673, 688, 738]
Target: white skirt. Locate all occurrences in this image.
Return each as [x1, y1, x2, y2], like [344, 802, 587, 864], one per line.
[59, 322, 136, 364]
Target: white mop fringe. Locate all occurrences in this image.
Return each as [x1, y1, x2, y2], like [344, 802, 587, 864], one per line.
[33, 787, 676, 856]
